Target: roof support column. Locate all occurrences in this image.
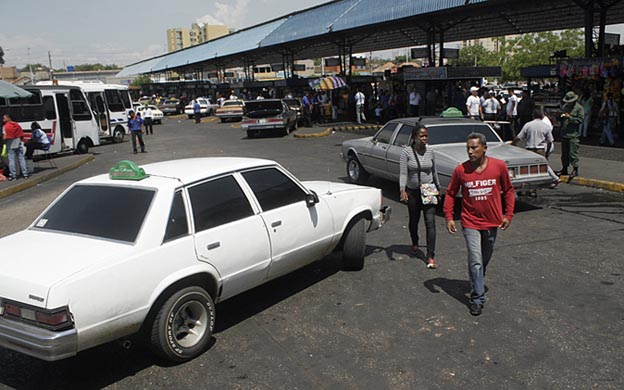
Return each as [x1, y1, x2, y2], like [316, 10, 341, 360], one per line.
[428, 26, 436, 66]
[438, 29, 445, 67]
[583, 0, 595, 57]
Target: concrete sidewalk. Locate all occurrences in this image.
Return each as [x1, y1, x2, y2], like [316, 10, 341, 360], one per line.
[295, 123, 624, 193]
[0, 154, 95, 199]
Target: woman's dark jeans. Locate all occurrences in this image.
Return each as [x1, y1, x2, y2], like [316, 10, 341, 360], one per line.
[407, 188, 437, 259]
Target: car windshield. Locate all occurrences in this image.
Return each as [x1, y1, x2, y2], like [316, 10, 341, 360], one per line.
[427, 124, 502, 145]
[33, 185, 155, 243]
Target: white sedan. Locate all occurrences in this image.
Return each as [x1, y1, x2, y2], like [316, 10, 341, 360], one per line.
[184, 98, 218, 119]
[0, 158, 390, 362]
[135, 104, 164, 124]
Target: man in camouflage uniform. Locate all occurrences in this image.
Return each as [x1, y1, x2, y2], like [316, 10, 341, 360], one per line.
[558, 91, 584, 178]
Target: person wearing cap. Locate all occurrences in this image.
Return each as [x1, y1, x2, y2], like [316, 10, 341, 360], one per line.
[466, 86, 482, 120]
[558, 91, 583, 178]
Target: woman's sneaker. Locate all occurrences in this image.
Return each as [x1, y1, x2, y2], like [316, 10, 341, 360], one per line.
[426, 258, 437, 269]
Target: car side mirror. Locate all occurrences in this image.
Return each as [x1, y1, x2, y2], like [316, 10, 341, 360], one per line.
[305, 191, 319, 207]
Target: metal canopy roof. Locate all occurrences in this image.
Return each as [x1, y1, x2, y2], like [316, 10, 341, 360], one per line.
[118, 0, 624, 77]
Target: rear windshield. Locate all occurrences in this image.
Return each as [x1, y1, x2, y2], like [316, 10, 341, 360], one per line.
[223, 101, 242, 107]
[245, 101, 282, 111]
[427, 124, 501, 145]
[34, 185, 155, 243]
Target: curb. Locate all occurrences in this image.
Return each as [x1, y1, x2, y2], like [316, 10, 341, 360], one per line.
[293, 124, 381, 138]
[0, 155, 95, 200]
[560, 175, 624, 193]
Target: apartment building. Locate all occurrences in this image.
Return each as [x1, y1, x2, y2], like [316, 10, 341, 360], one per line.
[167, 24, 229, 53]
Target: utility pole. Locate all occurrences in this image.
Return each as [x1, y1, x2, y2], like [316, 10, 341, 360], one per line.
[48, 51, 53, 82]
[28, 48, 34, 84]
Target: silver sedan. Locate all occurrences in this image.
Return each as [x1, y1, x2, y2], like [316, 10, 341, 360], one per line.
[341, 117, 553, 193]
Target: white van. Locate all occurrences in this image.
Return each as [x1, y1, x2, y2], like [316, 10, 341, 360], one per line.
[2, 85, 100, 154]
[38, 81, 132, 143]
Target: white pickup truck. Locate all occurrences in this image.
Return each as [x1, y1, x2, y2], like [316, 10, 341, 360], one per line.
[0, 158, 390, 362]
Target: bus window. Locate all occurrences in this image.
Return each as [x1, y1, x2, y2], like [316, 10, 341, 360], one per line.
[70, 89, 92, 121]
[43, 96, 57, 120]
[119, 90, 131, 110]
[8, 91, 42, 106]
[105, 89, 124, 112]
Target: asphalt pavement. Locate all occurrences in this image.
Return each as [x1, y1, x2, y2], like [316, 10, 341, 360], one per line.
[0, 118, 623, 389]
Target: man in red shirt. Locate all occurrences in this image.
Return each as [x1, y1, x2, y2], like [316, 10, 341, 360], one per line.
[2, 114, 28, 181]
[443, 133, 515, 316]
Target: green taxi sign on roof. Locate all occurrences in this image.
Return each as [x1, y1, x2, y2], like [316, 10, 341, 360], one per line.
[440, 107, 465, 118]
[109, 160, 148, 181]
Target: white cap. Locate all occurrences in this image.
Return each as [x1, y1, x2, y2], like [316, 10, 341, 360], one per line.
[470, 86, 479, 92]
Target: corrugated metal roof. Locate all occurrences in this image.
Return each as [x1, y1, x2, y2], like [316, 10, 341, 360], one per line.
[117, 0, 624, 77]
[261, 0, 358, 46]
[331, 0, 487, 31]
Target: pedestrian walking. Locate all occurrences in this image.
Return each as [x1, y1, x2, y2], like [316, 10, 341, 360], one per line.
[466, 86, 482, 120]
[128, 111, 146, 154]
[2, 114, 28, 180]
[598, 93, 618, 147]
[516, 89, 535, 130]
[409, 88, 421, 116]
[354, 89, 366, 124]
[443, 133, 515, 316]
[143, 105, 154, 135]
[302, 91, 313, 127]
[193, 99, 201, 124]
[506, 87, 518, 131]
[482, 92, 501, 121]
[400, 125, 441, 269]
[558, 91, 583, 178]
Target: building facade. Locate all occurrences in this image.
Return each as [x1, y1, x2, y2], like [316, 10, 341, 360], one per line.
[167, 24, 229, 53]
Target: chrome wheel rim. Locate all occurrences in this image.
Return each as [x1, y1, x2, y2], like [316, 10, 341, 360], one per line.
[348, 160, 359, 180]
[172, 301, 208, 348]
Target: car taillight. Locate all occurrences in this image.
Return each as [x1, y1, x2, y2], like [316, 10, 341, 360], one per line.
[1, 299, 73, 331]
[267, 118, 283, 123]
[539, 164, 548, 174]
[519, 166, 529, 175]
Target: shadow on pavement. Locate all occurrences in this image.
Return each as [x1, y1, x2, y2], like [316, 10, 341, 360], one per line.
[423, 277, 471, 308]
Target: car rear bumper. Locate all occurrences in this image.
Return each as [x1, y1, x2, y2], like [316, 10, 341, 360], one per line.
[242, 124, 287, 130]
[512, 176, 553, 189]
[0, 316, 78, 361]
[217, 113, 243, 118]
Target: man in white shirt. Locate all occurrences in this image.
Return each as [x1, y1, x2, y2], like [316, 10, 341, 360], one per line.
[517, 109, 560, 187]
[354, 89, 366, 124]
[409, 89, 421, 116]
[482, 92, 501, 121]
[466, 86, 482, 119]
[506, 87, 518, 128]
[143, 105, 154, 135]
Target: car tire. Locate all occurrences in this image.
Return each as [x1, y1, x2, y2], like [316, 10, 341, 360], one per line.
[112, 126, 125, 143]
[188, 115, 193, 120]
[220, 118, 226, 123]
[76, 139, 89, 154]
[247, 130, 255, 138]
[347, 155, 369, 184]
[149, 286, 215, 363]
[283, 125, 290, 136]
[342, 218, 366, 271]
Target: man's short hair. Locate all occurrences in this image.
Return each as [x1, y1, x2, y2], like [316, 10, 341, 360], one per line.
[467, 132, 487, 147]
[533, 108, 543, 119]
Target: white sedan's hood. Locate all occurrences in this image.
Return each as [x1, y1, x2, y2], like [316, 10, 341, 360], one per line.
[303, 181, 363, 195]
[0, 230, 132, 307]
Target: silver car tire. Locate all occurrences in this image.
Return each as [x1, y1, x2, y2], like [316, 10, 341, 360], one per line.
[347, 155, 369, 184]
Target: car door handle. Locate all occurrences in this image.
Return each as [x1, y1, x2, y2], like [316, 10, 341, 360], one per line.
[271, 220, 282, 227]
[207, 242, 220, 250]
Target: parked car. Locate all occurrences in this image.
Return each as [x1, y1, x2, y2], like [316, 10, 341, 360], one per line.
[0, 158, 390, 363]
[158, 98, 182, 115]
[215, 99, 245, 122]
[135, 104, 164, 124]
[283, 98, 303, 125]
[184, 98, 217, 119]
[241, 99, 298, 138]
[341, 117, 553, 192]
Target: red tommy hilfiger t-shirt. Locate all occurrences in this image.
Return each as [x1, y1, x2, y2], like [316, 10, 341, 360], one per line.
[443, 157, 515, 230]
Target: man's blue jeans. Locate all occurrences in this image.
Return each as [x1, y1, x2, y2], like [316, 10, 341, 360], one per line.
[8, 143, 28, 178]
[462, 227, 498, 306]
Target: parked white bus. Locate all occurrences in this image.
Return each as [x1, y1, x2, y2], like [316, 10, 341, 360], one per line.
[38, 81, 132, 143]
[1, 85, 100, 154]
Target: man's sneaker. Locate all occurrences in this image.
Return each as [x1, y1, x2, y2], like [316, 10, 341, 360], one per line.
[22, 175, 29, 180]
[426, 258, 437, 269]
[469, 303, 483, 316]
[8, 177, 16, 181]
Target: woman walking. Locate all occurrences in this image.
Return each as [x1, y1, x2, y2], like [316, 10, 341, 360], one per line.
[400, 125, 441, 269]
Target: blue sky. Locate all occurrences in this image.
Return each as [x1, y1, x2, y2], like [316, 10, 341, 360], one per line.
[2, 0, 624, 70]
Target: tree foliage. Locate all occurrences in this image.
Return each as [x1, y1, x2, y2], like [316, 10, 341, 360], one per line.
[131, 75, 152, 87]
[441, 29, 583, 81]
